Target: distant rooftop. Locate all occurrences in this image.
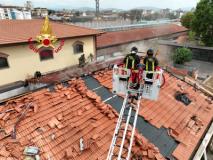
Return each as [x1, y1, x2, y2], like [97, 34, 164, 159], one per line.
[97, 24, 187, 48]
[0, 19, 100, 45]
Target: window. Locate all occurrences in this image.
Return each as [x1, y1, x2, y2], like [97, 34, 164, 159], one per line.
[0, 57, 9, 69]
[73, 41, 84, 54]
[39, 49, 54, 61]
[0, 52, 9, 69]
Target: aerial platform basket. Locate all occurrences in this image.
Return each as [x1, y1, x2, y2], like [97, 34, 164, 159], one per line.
[142, 69, 164, 100]
[112, 65, 164, 101]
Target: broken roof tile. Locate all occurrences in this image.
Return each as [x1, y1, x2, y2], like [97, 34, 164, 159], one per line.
[56, 113, 63, 121]
[0, 77, 164, 160]
[0, 146, 10, 157]
[93, 68, 213, 160]
[147, 149, 155, 159]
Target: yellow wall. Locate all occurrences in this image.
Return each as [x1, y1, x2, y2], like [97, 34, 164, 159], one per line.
[0, 36, 95, 86]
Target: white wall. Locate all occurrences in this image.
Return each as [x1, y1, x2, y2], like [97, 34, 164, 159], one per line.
[0, 8, 5, 19]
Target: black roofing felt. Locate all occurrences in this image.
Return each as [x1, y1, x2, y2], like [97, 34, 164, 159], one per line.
[83, 76, 178, 158]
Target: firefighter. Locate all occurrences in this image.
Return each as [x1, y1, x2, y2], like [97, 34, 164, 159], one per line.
[123, 47, 141, 89]
[123, 47, 140, 70]
[143, 49, 159, 84]
[79, 54, 86, 67]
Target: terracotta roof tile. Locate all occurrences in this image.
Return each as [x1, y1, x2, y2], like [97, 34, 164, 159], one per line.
[97, 24, 187, 48]
[0, 20, 100, 45]
[0, 77, 163, 159]
[93, 68, 213, 160]
[0, 146, 10, 157]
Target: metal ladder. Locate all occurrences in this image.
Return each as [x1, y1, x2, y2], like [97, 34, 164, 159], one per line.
[107, 94, 142, 160]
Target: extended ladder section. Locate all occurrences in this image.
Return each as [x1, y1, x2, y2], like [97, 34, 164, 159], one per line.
[109, 65, 164, 160]
[107, 94, 141, 160]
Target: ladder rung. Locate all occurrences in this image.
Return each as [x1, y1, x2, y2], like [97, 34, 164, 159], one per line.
[119, 128, 131, 132]
[114, 144, 128, 150]
[112, 154, 126, 159]
[106, 94, 141, 160]
[122, 119, 126, 122]
[117, 136, 123, 139]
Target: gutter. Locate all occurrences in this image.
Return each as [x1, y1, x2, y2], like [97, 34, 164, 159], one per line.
[192, 121, 213, 160]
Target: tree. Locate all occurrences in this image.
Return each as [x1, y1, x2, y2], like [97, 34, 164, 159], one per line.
[192, 0, 213, 46]
[172, 47, 192, 64]
[181, 12, 194, 29]
[188, 31, 196, 41]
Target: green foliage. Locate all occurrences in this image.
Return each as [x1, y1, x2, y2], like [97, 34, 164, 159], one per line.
[188, 31, 196, 41]
[192, 0, 213, 46]
[172, 48, 192, 64]
[181, 12, 194, 29]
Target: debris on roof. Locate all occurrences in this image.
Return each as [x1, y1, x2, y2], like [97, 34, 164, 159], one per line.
[93, 68, 213, 160]
[175, 91, 192, 106]
[25, 59, 123, 86]
[0, 77, 164, 159]
[94, 69, 113, 90]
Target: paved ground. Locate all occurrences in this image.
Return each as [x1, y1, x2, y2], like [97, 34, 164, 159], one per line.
[205, 77, 213, 88]
[186, 60, 213, 79]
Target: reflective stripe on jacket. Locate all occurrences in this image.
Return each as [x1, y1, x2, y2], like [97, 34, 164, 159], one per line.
[125, 56, 135, 69]
[145, 58, 155, 71]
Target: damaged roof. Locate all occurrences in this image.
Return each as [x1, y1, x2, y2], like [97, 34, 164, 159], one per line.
[93, 69, 213, 160]
[0, 78, 165, 160]
[97, 24, 187, 48]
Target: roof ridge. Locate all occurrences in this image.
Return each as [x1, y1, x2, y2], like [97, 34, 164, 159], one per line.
[102, 24, 187, 34]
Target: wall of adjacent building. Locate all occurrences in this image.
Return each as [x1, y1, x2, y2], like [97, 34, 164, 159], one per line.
[97, 38, 169, 63]
[0, 36, 95, 86]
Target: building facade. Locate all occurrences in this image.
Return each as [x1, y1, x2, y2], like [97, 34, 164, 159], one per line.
[0, 8, 5, 19]
[32, 8, 48, 17]
[0, 19, 99, 86]
[0, 6, 32, 20]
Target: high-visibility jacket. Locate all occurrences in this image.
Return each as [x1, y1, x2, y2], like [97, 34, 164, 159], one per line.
[143, 56, 159, 81]
[143, 56, 159, 71]
[123, 54, 140, 70]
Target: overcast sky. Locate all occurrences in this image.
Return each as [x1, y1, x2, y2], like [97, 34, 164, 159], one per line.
[0, 0, 200, 10]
